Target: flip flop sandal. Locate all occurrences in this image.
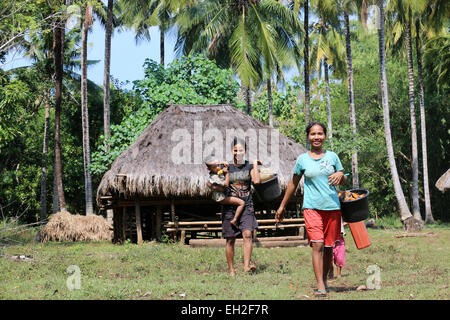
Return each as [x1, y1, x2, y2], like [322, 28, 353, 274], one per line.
[314, 290, 328, 297]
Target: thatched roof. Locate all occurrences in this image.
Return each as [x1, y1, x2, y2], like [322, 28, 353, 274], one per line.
[96, 104, 306, 205]
[435, 169, 450, 192]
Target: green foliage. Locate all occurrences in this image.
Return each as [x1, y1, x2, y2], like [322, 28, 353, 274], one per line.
[90, 55, 240, 179]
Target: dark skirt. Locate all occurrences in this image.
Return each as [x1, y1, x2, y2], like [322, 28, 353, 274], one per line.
[221, 203, 258, 239]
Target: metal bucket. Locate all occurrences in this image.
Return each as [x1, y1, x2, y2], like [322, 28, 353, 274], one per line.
[340, 188, 370, 223]
[253, 174, 281, 202]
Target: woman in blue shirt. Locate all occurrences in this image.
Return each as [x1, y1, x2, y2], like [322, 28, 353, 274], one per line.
[275, 122, 347, 296]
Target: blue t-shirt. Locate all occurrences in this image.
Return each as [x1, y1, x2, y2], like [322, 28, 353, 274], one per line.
[293, 150, 344, 210]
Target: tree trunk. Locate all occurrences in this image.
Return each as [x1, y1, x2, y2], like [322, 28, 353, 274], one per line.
[415, 28, 434, 224]
[103, 0, 113, 153]
[304, 0, 311, 129]
[376, 3, 419, 230]
[39, 93, 51, 221]
[406, 21, 421, 220]
[323, 58, 333, 147]
[246, 85, 252, 115]
[160, 27, 165, 66]
[267, 78, 273, 127]
[81, 6, 94, 215]
[52, 156, 59, 213]
[344, 11, 359, 188]
[53, 20, 66, 212]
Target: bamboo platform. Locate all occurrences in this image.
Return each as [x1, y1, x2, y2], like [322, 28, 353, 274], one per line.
[189, 236, 308, 248]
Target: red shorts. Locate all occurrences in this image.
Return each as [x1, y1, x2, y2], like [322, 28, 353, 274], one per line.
[303, 209, 341, 247]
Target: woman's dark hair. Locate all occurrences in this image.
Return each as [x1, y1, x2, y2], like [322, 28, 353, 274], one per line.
[306, 122, 327, 136]
[231, 137, 247, 150]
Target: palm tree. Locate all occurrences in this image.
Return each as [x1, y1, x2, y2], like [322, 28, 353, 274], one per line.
[103, 0, 114, 153]
[385, 0, 425, 221]
[303, 0, 311, 127]
[418, 0, 450, 222]
[53, 14, 67, 212]
[369, 0, 422, 230]
[340, 0, 361, 188]
[310, 0, 345, 146]
[175, 0, 302, 106]
[80, 3, 94, 215]
[118, 0, 175, 66]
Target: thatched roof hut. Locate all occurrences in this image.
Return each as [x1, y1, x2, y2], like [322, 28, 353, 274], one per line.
[96, 104, 307, 244]
[435, 169, 450, 192]
[97, 104, 306, 202]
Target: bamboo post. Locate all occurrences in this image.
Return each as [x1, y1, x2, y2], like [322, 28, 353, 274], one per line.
[122, 206, 127, 242]
[170, 199, 176, 241]
[170, 199, 175, 222]
[299, 226, 305, 240]
[156, 206, 162, 241]
[180, 230, 186, 245]
[135, 198, 143, 245]
[112, 207, 119, 243]
[151, 211, 157, 240]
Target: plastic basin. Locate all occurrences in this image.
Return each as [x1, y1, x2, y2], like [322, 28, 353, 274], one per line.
[339, 188, 370, 223]
[253, 174, 281, 202]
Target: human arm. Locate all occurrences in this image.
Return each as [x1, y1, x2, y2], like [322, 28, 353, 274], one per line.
[223, 166, 230, 187]
[275, 174, 302, 223]
[250, 160, 262, 184]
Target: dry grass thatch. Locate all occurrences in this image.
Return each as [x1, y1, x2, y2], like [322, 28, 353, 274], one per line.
[96, 104, 307, 204]
[39, 211, 113, 242]
[435, 169, 450, 192]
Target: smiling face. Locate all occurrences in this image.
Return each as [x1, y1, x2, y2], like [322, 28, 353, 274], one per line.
[307, 124, 326, 149]
[233, 143, 245, 164]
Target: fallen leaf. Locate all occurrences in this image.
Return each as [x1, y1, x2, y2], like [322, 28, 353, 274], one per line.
[142, 291, 152, 297]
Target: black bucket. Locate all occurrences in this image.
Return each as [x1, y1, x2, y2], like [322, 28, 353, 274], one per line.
[253, 174, 281, 202]
[340, 188, 370, 223]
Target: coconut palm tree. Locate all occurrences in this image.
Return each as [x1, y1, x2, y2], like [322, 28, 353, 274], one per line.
[103, 0, 114, 153]
[175, 0, 302, 110]
[339, 0, 362, 188]
[418, 0, 450, 223]
[369, 0, 421, 230]
[118, 0, 177, 66]
[80, 3, 94, 215]
[310, 0, 345, 146]
[385, 0, 427, 221]
[53, 11, 67, 212]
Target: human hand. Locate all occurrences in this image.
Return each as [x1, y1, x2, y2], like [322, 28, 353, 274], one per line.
[253, 160, 262, 166]
[328, 171, 345, 186]
[275, 206, 285, 223]
[222, 161, 230, 168]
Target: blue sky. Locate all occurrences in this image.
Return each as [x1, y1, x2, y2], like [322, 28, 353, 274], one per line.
[85, 20, 177, 86]
[3, 19, 177, 88]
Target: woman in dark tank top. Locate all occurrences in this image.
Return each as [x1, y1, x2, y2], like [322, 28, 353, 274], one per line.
[208, 137, 261, 276]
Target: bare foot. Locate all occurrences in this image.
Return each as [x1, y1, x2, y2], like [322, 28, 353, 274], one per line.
[230, 219, 238, 228]
[244, 262, 256, 273]
[229, 270, 236, 276]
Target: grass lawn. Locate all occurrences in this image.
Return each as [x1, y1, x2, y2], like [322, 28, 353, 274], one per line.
[0, 224, 449, 300]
